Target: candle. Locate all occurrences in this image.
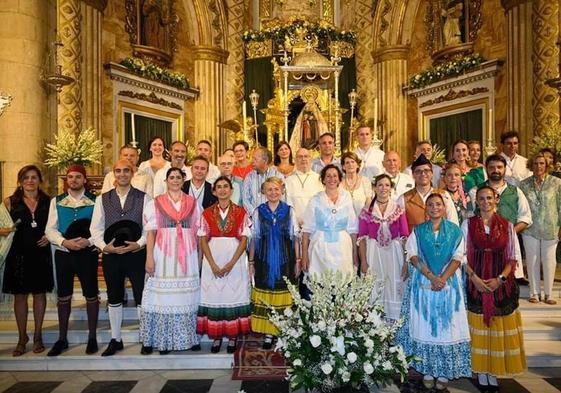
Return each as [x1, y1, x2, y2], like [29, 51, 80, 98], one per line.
[242, 100, 247, 134]
[374, 98, 378, 132]
[488, 107, 493, 144]
[131, 113, 136, 142]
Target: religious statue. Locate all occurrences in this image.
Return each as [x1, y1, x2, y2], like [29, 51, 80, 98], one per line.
[142, 0, 169, 50]
[289, 101, 329, 153]
[441, 1, 463, 46]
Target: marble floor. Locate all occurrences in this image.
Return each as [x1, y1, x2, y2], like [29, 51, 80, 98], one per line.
[1, 369, 561, 393]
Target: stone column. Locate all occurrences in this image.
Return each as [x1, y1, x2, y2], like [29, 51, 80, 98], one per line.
[58, 0, 82, 133]
[372, 46, 409, 160]
[0, 0, 55, 197]
[532, 0, 560, 137]
[501, 0, 534, 155]
[193, 46, 229, 160]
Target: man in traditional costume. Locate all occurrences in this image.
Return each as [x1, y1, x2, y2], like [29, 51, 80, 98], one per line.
[45, 165, 99, 356]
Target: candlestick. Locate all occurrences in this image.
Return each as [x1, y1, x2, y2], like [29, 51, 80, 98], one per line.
[373, 97, 378, 132]
[242, 100, 247, 137]
[131, 113, 136, 143]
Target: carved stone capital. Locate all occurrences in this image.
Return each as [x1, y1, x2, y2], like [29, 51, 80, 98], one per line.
[501, 0, 531, 12]
[193, 46, 229, 64]
[372, 46, 409, 64]
[82, 0, 108, 12]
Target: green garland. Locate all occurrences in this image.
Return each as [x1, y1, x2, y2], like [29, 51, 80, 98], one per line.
[242, 19, 356, 46]
[120, 57, 190, 90]
[408, 54, 486, 89]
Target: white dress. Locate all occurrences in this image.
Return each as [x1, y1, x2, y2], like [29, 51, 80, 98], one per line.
[139, 197, 201, 350]
[358, 200, 409, 320]
[343, 175, 373, 217]
[302, 190, 358, 276]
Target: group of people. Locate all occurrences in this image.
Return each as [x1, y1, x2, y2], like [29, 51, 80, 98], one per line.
[1, 127, 560, 392]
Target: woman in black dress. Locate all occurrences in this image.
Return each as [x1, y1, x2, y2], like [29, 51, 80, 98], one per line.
[1, 165, 53, 356]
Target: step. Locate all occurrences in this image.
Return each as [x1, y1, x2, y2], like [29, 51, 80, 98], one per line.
[0, 342, 233, 371]
[521, 317, 561, 340]
[0, 303, 140, 321]
[525, 340, 561, 367]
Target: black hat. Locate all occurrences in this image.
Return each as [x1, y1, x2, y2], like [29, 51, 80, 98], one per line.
[64, 218, 91, 240]
[411, 153, 432, 171]
[103, 220, 142, 247]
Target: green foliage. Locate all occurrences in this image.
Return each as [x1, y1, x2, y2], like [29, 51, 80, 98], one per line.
[408, 54, 486, 89]
[120, 57, 190, 90]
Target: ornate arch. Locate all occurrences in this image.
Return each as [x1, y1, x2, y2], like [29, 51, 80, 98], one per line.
[181, 0, 228, 49]
[372, 0, 422, 55]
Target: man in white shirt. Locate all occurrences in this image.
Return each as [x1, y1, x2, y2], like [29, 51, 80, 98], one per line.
[90, 159, 150, 357]
[311, 132, 341, 173]
[404, 140, 442, 188]
[353, 125, 384, 180]
[101, 145, 153, 197]
[153, 141, 191, 197]
[45, 165, 99, 356]
[499, 131, 532, 186]
[196, 139, 221, 184]
[218, 154, 242, 205]
[382, 151, 414, 199]
[285, 148, 324, 231]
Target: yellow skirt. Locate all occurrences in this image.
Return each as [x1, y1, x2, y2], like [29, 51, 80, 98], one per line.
[251, 287, 293, 335]
[468, 310, 527, 377]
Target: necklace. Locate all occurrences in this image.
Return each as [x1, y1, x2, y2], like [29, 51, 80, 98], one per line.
[344, 176, 359, 199]
[295, 172, 310, 189]
[23, 195, 38, 228]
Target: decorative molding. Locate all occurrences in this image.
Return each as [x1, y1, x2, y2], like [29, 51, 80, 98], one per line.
[372, 45, 409, 64]
[352, 0, 375, 120]
[419, 87, 489, 108]
[468, 0, 483, 42]
[105, 63, 199, 100]
[118, 90, 182, 110]
[406, 60, 503, 98]
[82, 0, 108, 12]
[193, 46, 229, 64]
[378, 0, 392, 47]
[208, 0, 224, 48]
[501, 0, 532, 12]
[124, 0, 137, 45]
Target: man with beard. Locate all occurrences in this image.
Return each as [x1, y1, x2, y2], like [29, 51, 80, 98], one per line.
[153, 141, 191, 197]
[468, 154, 532, 285]
[45, 165, 99, 356]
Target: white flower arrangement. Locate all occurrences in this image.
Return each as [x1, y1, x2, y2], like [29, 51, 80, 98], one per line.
[269, 271, 410, 392]
[45, 127, 103, 170]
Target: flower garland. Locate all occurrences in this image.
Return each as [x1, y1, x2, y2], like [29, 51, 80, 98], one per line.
[242, 18, 356, 46]
[408, 54, 486, 89]
[45, 127, 103, 170]
[120, 57, 190, 90]
[270, 271, 411, 391]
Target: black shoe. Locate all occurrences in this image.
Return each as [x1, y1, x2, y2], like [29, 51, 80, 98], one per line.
[262, 335, 274, 350]
[516, 277, 529, 286]
[227, 339, 237, 354]
[140, 345, 153, 355]
[159, 350, 171, 355]
[101, 339, 123, 357]
[190, 344, 201, 351]
[85, 338, 98, 354]
[211, 339, 222, 353]
[47, 339, 68, 357]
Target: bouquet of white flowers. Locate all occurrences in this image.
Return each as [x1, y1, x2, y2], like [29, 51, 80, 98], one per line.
[45, 127, 103, 170]
[270, 271, 410, 392]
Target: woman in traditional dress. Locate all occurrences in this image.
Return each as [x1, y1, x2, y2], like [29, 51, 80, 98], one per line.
[274, 141, 295, 178]
[249, 176, 299, 350]
[1, 165, 53, 356]
[340, 151, 373, 217]
[520, 153, 561, 304]
[358, 174, 409, 321]
[197, 176, 251, 353]
[302, 164, 358, 277]
[463, 186, 526, 391]
[443, 163, 471, 224]
[140, 167, 201, 355]
[138, 136, 169, 181]
[397, 193, 471, 392]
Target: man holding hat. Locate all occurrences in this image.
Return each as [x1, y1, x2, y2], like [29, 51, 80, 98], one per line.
[398, 154, 459, 232]
[45, 165, 99, 356]
[90, 159, 150, 356]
